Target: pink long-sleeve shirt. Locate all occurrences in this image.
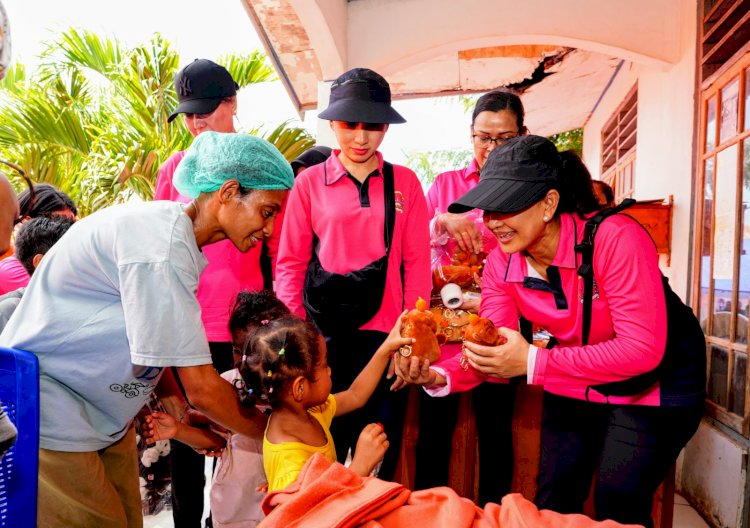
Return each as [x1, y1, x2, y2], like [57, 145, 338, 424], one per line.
[154, 151, 280, 342]
[430, 212, 669, 406]
[275, 151, 431, 333]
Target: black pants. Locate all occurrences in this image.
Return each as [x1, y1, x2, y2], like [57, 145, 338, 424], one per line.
[326, 329, 409, 481]
[169, 342, 234, 528]
[414, 380, 516, 506]
[534, 393, 703, 528]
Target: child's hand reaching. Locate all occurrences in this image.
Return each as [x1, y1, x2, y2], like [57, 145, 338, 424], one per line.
[143, 411, 179, 444]
[349, 423, 389, 477]
[378, 310, 415, 358]
[381, 310, 415, 385]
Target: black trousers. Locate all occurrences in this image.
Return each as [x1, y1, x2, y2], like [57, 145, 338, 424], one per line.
[534, 393, 703, 528]
[326, 329, 409, 481]
[169, 342, 234, 528]
[414, 380, 516, 506]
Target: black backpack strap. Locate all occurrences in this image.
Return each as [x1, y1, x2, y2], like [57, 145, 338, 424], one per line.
[382, 162, 396, 255]
[574, 199, 636, 345]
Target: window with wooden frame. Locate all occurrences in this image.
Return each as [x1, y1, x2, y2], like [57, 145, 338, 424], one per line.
[600, 85, 637, 202]
[695, 53, 750, 437]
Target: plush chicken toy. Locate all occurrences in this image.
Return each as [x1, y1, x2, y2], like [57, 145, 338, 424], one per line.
[462, 314, 506, 347]
[459, 314, 506, 371]
[400, 297, 445, 363]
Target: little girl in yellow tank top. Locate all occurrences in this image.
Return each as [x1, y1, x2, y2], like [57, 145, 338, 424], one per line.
[240, 313, 411, 491]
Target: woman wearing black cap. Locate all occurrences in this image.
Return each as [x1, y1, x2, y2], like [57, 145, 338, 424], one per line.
[395, 135, 704, 527]
[276, 68, 431, 481]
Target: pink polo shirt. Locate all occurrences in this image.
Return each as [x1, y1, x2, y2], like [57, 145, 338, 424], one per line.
[154, 151, 276, 342]
[425, 158, 497, 266]
[275, 151, 431, 333]
[430, 212, 668, 406]
[0, 256, 29, 295]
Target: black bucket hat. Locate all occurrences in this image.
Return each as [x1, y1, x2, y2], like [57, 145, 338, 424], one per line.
[168, 59, 238, 123]
[318, 68, 406, 124]
[449, 135, 560, 214]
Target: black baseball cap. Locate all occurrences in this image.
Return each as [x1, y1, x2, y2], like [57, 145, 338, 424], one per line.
[290, 145, 332, 174]
[318, 68, 405, 124]
[168, 59, 238, 123]
[449, 135, 561, 214]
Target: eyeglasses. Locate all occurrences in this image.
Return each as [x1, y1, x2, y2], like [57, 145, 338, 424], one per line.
[0, 160, 34, 225]
[471, 133, 518, 148]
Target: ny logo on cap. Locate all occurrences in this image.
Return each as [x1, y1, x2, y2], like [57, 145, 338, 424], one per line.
[178, 75, 192, 97]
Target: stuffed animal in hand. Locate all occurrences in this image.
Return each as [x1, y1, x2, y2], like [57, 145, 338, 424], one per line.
[400, 297, 445, 363]
[462, 314, 506, 347]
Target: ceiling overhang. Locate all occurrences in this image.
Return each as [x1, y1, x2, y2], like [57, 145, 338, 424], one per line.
[240, 0, 685, 134]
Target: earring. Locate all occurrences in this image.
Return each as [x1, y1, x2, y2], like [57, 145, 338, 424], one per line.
[543, 216, 549, 222]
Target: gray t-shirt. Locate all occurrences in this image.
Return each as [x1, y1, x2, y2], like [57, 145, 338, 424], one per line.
[0, 201, 210, 451]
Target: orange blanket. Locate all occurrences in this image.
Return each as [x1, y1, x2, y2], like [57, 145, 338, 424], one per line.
[260, 453, 641, 528]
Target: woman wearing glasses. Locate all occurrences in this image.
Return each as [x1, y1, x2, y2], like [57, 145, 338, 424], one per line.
[415, 90, 526, 504]
[276, 68, 431, 481]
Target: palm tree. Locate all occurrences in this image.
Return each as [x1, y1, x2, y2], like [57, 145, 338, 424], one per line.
[0, 28, 314, 215]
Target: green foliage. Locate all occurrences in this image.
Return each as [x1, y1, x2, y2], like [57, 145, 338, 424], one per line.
[549, 128, 583, 154]
[0, 28, 311, 215]
[405, 149, 473, 186]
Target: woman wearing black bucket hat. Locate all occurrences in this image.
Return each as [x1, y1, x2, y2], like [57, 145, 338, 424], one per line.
[276, 68, 431, 481]
[395, 135, 704, 527]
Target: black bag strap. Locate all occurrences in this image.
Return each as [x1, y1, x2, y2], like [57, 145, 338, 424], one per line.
[315, 161, 396, 255]
[382, 162, 396, 255]
[574, 198, 636, 345]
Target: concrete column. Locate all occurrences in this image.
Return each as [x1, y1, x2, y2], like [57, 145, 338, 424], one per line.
[315, 80, 336, 148]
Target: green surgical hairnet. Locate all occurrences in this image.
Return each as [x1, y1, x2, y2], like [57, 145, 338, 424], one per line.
[173, 132, 294, 199]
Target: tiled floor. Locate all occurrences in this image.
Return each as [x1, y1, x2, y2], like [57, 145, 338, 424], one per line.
[143, 487, 710, 528]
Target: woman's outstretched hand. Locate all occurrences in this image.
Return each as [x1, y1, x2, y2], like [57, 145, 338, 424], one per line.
[463, 326, 530, 378]
[390, 354, 445, 390]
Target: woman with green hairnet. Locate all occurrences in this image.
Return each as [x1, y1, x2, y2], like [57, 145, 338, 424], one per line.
[0, 131, 294, 527]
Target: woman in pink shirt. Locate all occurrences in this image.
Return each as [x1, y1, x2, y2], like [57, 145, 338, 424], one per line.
[276, 68, 431, 481]
[397, 135, 704, 527]
[416, 91, 525, 505]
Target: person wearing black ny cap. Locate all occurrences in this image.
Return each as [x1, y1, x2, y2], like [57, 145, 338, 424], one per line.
[154, 59, 266, 528]
[276, 68, 431, 482]
[290, 145, 333, 177]
[395, 135, 703, 527]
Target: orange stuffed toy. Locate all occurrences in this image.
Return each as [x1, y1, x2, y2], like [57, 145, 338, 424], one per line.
[400, 297, 445, 363]
[459, 314, 506, 372]
[462, 314, 506, 347]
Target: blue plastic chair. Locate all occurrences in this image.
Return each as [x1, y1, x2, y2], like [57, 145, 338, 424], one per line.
[0, 347, 39, 528]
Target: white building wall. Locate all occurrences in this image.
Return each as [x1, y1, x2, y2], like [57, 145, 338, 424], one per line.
[582, 12, 697, 301]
